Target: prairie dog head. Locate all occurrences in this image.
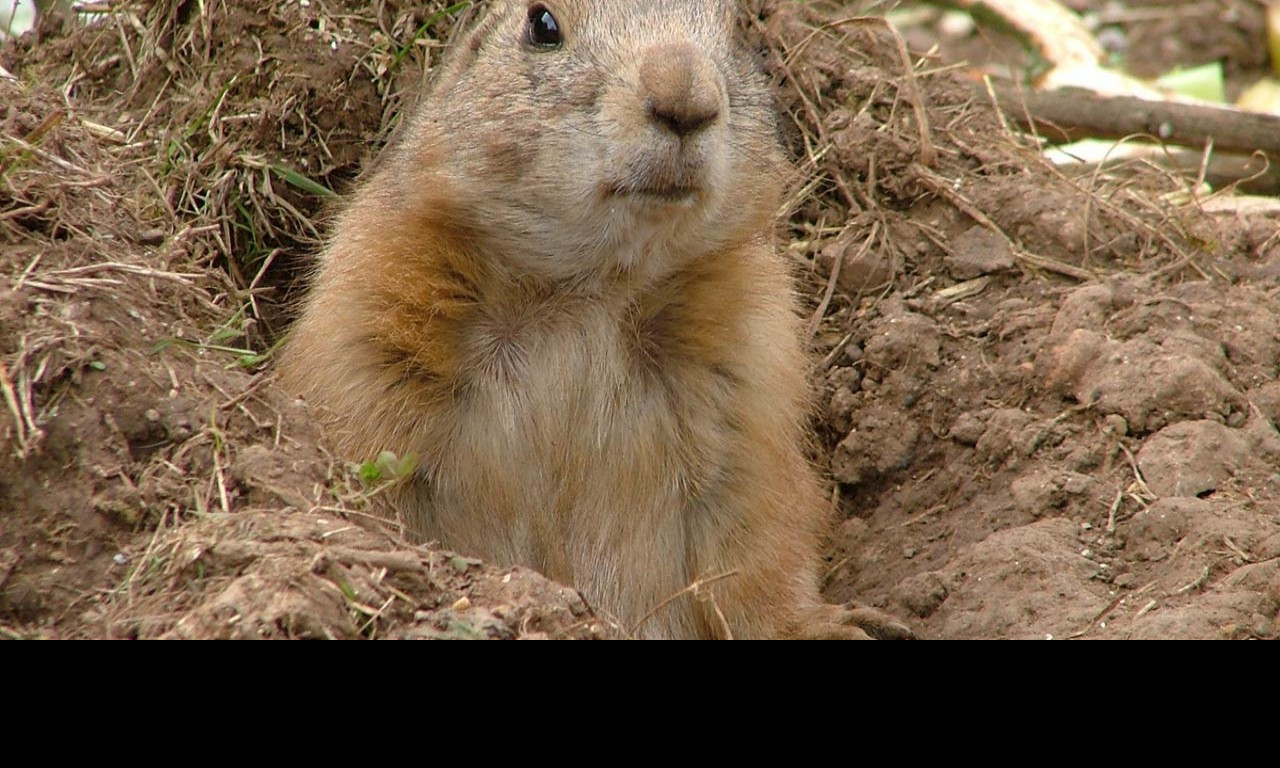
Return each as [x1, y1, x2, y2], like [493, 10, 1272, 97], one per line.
[396, 0, 787, 282]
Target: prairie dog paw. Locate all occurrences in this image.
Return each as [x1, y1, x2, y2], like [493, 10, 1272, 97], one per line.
[791, 603, 916, 640]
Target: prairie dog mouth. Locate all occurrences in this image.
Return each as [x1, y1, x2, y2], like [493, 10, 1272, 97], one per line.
[604, 150, 709, 206]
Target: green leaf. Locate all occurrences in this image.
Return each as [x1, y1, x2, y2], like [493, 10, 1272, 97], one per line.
[337, 579, 358, 601]
[1156, 62, 1226, 104]
[357, 461, 383, 486]
[269, 165, 337, 198]
[450, 556, 482, 573]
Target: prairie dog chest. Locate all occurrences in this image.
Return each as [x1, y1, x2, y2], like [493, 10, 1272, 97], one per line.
[418, 280, 747, 609]
[444, 290, 735, 491]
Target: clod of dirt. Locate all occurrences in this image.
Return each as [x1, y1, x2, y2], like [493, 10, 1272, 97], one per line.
[136, 510, 604, 640]
[1253, 381, 1280, 426]
[831, 403, 922, 486]
[1124, 590, 1277, 640]
[820, 234, 902, 292]
[1136, 420, 1250, 497]
[1010, 469, 1100, 517]
[1048, 282, 1123, 336]
[1039, 328, 1244, 434]
[945, 226, 1015, 280]
[973, 408, 1039, 465]
[1141, 414, 1280, 499]
[1123, 498, 1216, 561]
[863, 300, 942, 373]
[948, 412, 985, 446]
[897, 519, 1108, 640]
[1114, 497, 1280, 639]
[892, 571, 949, 619]
[1038, 277, 1280, 435]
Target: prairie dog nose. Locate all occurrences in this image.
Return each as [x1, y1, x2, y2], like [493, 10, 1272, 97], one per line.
[639, 42, 723, 138]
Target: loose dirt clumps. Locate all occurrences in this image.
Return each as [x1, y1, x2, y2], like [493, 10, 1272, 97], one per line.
[0, 55, 604, 640]
[759, 1, 1280, 639]
[3, 0, 1279, 638]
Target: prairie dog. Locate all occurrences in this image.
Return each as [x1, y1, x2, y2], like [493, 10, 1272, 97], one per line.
[282, 0, 895, 639]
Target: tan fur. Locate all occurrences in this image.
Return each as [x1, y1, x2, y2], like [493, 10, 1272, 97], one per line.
[281, 0, 875, 639]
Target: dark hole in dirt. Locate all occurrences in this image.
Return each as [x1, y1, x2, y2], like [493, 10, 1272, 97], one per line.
[8, 211, 53, 235]
[122, 427, 169, 464]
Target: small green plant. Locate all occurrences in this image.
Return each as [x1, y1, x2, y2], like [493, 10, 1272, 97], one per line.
[357, 450, 419, 487]
[450, 555, 482, 573]
[152, 332, 284, 370]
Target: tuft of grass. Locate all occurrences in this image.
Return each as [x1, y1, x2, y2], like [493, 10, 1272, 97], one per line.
[152, 334, 285, 370]
[270, 165, 337, 199]
[391, 1, 473, 69]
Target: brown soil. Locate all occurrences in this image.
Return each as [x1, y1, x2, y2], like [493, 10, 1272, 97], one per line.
[2, 0, 1277, 639]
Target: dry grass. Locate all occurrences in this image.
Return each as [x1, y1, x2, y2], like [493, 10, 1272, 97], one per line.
[4, 0, 469, 339]
[753, 0, 1200, 319]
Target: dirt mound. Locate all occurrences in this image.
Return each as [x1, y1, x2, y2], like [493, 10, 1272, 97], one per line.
[761, 3, 1280, 639]
[0, 63, 602, 641]
[3, 0, 1278, 639]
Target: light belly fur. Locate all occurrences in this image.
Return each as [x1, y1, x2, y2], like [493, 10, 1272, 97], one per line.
[412, 303, 733, 637]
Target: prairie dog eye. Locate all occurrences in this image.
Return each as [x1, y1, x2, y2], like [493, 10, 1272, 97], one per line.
[526, 4, 563, 49]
